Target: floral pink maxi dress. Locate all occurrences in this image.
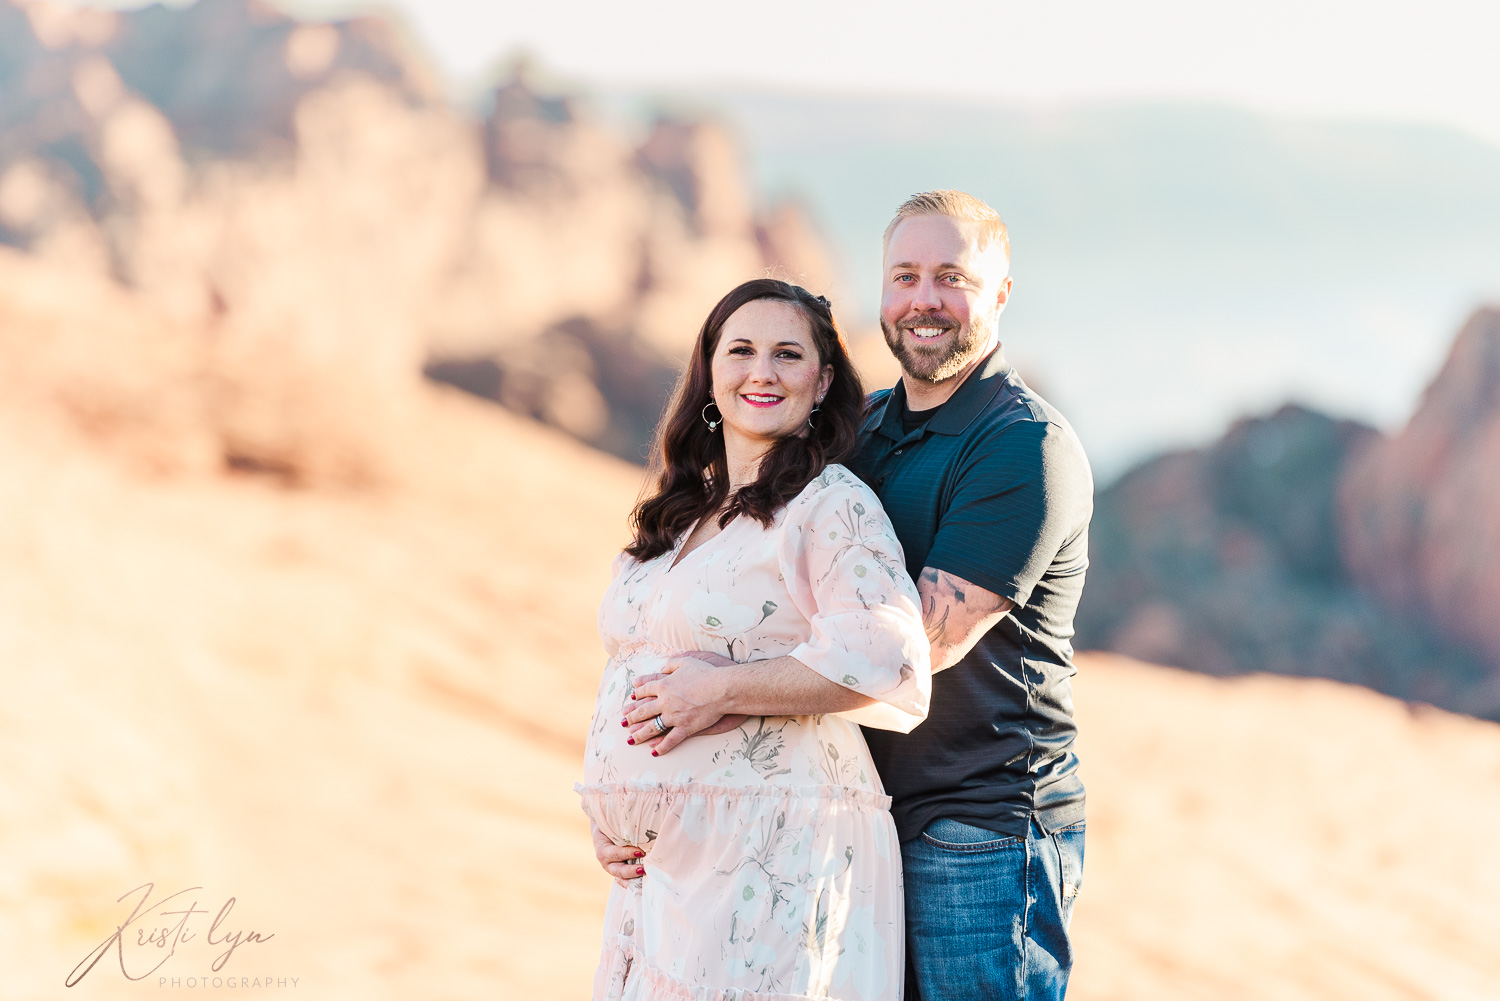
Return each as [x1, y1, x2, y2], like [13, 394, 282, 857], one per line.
[578, 465, 931, 1001]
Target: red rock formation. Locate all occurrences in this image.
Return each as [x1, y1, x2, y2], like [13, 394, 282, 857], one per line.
[0, 0, 838, 474]
[1340, 307, 1500, 686]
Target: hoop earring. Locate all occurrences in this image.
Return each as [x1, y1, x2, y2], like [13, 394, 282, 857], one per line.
[702, 400, 722, 432]
[807, 404, 821, 430]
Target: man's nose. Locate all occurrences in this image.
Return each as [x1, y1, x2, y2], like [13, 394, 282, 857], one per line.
[911, 277, 943, 312]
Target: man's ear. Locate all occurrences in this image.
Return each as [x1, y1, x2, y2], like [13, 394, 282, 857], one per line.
[994, 275, 1013, 311]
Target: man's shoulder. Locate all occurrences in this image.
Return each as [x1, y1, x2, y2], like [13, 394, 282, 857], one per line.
[971, 383, 1092, 479]
[862, 387, 895, 416]
[973, 379, 1070, 440]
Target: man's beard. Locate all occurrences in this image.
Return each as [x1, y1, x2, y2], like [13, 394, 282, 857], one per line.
[881, 309, 995, 384]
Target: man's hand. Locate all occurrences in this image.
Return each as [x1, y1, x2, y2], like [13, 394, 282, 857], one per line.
[920, 567, 1014, 673]
[591, 821, 645, 888]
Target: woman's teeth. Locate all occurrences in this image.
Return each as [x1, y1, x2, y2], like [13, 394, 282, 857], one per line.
[742, 394, 784, 404]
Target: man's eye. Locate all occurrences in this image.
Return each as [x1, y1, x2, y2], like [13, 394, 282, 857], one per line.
[944, 275, 964, 284]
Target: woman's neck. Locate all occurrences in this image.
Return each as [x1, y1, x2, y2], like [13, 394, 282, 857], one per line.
[723, 432, 771, 491]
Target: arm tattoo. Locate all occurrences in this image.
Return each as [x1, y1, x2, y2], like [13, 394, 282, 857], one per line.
[918, 567, 1013, 671]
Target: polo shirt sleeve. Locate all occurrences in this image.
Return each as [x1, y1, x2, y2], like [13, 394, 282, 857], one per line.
[924, 419, 1092, 608]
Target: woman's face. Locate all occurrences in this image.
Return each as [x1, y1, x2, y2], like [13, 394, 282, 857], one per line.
[710, 299, 835, 451]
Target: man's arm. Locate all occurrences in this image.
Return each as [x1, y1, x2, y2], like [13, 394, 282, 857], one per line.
[626, 656, 874, 754]
[628, 568, 1011, 751]
[919, 567, 1013, 673]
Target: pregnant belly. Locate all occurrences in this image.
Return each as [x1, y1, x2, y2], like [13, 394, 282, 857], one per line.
[581, 648, 868, 848]
[581, 651, 732, 798]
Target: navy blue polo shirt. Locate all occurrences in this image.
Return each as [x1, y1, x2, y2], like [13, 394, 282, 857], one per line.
[850, 345, 1094, 842]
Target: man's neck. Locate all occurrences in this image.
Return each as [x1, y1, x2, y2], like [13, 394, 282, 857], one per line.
[901, 336, 998, 411]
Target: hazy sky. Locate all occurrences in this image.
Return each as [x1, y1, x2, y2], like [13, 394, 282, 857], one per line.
[289, 0, 1500, 146]
[66, 0, 1500, 146]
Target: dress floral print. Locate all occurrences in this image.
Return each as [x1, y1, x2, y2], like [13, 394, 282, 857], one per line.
[579, 465, 931, 1000]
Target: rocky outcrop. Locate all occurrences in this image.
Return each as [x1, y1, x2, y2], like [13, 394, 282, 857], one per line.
[1077, 402, 1499, 718]
[1340, 308, 1500, 681]
[0, 0, 835, 474]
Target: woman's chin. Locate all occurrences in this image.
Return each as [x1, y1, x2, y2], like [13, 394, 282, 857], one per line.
[725, 414, 815, 443]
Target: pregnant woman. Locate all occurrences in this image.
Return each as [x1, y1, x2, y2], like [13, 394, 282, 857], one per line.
[578, 279, 931, 1000]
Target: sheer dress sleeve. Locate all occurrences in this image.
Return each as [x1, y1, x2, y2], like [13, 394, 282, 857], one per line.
[775, 468, 932, 733]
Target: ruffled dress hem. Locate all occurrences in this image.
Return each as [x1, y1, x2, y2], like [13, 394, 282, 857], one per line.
[598, 936, 866, 1001]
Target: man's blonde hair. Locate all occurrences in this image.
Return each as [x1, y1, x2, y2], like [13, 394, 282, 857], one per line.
[883, 189, 1010, 263]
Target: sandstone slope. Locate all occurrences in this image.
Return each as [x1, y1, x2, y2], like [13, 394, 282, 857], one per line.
[9, 396, 1499, 1000]
[2, 381, 632, 999]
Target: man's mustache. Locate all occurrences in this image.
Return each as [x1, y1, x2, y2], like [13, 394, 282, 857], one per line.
[896, 317, 960, 332]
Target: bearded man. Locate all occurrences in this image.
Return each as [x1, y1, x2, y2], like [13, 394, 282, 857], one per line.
[852, 190, 1093, 1000]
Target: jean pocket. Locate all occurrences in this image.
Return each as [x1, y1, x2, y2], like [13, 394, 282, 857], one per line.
[1054, 822, 1085, 900]
[919, 817, 1021, 853]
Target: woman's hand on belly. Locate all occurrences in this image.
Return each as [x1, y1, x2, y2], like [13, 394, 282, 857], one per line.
[625, 652, 739, 755]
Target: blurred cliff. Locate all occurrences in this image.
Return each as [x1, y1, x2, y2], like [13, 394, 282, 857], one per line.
[1079, 307, 1500, 720]
[0, 0, 834, 474]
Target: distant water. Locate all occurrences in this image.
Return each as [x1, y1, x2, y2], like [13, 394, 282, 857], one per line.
[629, 91, 1500, 482]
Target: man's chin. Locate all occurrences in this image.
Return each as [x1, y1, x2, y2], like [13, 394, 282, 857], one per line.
[883, 337, 956, 383]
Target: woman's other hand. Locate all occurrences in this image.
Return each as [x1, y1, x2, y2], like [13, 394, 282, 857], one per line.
[625, 652, 745, 754]
[591, 821, 646, 888]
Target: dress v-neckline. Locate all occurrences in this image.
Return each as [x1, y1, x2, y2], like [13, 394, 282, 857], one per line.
[667, 512, 731, 572]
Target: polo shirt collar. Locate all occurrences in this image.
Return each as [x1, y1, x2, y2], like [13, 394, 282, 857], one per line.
[876, 344, 1013, 441]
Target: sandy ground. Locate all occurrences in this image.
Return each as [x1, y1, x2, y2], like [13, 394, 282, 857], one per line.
[4, 387, 1499, 1000]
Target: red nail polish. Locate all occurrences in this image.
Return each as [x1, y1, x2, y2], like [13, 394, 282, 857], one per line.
[634, 850, 644, 858]
[635, 867, 645, 875]
[651, 750, 658, 757]
[626, 738, 634, 745]
[621, 719, 628, 727]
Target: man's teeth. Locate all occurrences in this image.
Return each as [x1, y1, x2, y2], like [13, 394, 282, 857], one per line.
[910, 327, 948, 339]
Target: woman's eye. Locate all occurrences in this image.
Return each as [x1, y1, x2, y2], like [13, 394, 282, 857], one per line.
[777, 351, 803, 361]
[728, 346, 752, 355]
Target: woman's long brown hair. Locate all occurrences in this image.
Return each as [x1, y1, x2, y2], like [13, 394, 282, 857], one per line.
[625, 279, 865, 562]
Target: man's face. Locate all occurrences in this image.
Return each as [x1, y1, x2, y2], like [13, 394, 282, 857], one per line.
[880, 214, 1011, 384]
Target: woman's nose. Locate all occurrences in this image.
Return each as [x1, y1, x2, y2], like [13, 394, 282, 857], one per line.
[748, 355, 777, 383]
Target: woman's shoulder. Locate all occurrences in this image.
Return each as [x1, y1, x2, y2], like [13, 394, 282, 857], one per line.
[785, 463, 884, 519]
[610, 549, 645, 577]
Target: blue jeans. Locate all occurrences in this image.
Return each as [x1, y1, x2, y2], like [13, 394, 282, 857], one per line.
[901, 817, 1085, 1001]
